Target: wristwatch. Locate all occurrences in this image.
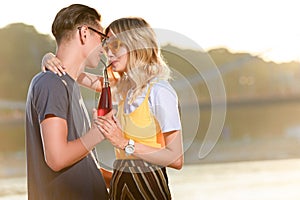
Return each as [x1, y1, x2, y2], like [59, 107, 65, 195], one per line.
[125, 139, 135, 155]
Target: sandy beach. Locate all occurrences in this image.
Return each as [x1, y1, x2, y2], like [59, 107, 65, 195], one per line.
[2, 158, 300, 200]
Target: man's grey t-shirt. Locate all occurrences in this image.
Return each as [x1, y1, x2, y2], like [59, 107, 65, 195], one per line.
[25, 71, 108, 200]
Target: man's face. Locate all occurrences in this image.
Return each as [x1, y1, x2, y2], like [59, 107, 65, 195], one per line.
[84, 24, 107, 69]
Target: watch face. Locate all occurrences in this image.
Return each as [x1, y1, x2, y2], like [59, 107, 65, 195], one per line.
[125, 145, 135, 154]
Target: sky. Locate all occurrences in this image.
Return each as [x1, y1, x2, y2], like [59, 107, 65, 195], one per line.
[1, 0, 300, 63]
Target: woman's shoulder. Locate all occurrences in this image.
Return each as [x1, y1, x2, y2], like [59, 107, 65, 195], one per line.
[151, 79, 174, 90]
[150, 79, 177, 98]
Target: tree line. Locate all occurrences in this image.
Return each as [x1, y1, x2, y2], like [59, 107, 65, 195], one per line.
[1, 23, 299, 102]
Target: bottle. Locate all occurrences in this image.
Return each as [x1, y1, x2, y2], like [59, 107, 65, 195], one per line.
[97, 68, 112, 116]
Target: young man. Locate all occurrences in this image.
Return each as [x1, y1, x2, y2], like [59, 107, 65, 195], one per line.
[25, 4, 109, 199]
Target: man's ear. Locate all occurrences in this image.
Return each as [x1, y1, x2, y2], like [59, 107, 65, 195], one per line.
[78, 26, 88, 45]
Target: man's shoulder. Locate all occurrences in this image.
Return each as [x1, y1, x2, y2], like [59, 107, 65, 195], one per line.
[31, 71, 68, 91]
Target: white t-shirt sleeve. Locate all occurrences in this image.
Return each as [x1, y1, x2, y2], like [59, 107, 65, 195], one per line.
[150, 81, 182, 133]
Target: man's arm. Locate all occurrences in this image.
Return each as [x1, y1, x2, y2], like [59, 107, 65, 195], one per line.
[41, 112, 104, 172]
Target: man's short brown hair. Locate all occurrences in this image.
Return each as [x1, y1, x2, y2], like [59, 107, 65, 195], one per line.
[52, 4, 101, 44]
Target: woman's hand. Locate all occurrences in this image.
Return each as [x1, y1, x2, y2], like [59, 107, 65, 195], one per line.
[80, 109, 105, 151]
[99, 111, 184, 170]
[41, 52, 66, 76]
[42, 52, 103, 91]
[99, 109, 127, 150]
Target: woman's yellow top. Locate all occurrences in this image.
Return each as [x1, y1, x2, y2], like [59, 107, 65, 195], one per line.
[115, 84, 165, 159]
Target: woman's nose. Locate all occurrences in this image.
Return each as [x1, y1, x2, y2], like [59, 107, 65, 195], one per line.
[106, 48, 114, 57]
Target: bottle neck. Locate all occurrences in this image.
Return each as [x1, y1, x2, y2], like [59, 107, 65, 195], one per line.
[103, 68, 110, 88]
[103, 81, 110, 88]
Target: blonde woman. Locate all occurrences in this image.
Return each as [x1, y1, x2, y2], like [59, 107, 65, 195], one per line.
[43, 17, 183, 200]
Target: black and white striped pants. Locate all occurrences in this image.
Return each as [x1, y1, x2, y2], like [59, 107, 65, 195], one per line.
[109, 159, 171, 200]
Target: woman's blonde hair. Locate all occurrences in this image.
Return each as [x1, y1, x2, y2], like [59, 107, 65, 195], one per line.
[105, 17, 171, 104]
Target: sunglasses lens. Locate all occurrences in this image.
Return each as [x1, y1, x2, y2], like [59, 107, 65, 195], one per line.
[104, 40, 122, 54]
[110, 40, 121, 53]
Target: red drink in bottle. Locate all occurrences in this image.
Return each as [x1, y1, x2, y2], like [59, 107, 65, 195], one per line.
[97, 68, 112, 116]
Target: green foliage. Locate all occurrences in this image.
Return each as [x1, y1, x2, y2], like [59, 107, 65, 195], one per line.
[1, 23, 300, 102]
[0, 23, 56, 100]
[162, 45, 300, 102]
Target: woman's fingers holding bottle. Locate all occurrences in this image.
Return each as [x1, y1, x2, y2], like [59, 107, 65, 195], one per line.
[98, 119, 125, 149]
[99, 117, 116, 134]
[101, 109, 115, 120]
[112, 114, 122, 129]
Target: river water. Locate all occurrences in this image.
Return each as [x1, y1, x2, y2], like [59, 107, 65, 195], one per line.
[2, 99, 300, 199]
[1, 158, 300, 200]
